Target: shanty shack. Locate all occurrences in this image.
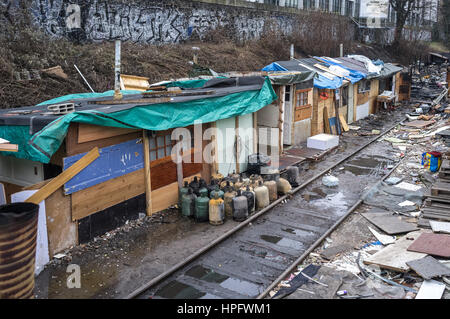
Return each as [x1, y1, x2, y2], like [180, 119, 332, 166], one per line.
[0, 76, 277, 257]
[262, 55, 405, 139]
[253, 67, 316, 150]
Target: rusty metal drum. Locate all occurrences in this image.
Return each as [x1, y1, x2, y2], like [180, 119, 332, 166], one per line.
[0, 202, 39, 299]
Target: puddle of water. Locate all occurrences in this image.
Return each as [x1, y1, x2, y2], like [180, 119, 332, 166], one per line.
[185, 265, 229, 283]
[260, 235, 303, 250]
[219, 277, 262, 297]
[347, 155, 389, 168]
[343, 165, 373, 176]
[154, 280, 206, 299]
[310, 192, 349, 211]
[311, 187, 327, 198]
[184, 264, 261, 297]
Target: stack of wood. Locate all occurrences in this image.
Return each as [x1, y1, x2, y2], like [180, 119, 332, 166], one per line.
[0, 138, 18, 152]
[422, 159, 450, 221]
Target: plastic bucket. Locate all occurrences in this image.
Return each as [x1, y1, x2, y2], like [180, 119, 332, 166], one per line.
[0, 202, 39, 299]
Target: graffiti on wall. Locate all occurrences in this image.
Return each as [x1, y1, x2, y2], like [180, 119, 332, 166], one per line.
[28, 0, 294, 44]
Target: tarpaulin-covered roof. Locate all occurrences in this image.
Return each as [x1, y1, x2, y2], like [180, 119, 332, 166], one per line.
[0, 76, 277, 163]
[378, 63, 403, 78]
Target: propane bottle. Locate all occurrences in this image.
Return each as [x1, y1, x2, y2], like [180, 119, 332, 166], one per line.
[254, 181, 269, 210]
[230, 170, 240, 183]
[210, 184, 224, 200]
[242, 186, 256, 214]
[181, 188, 196, 217]
[286, 166, 300, 187]
[277, 177, 292, 195]
[234, 176, 244, 191]
[206, 179, 217, 197]
[178, 181, 190, 209]
[232, 190, 248, 222]
[198, 179, 209, 197]
[209, 192, 225, 226]
[189, 176, 200, 196]
[223, 186, 237, 218]
[222, 180, 234, 193]
[194, 192, 210, 222]
[220, 177, 233, 190]
[264, 179, 277, 202]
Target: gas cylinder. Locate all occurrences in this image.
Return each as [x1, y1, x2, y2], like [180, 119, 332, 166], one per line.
[249, 174, 263, 189]
[264, 180, 277, 202]
[194, 193, 210, 222]
[224, 187, 237, 218]
[254, 181, 269, 209]
[277, 177, 292, 195]
[232, 190, 248, 222]
[230, 170, 240, 183]
[198, 179, 209, 197]
[178, 181, 190, 209]
[234, 176, 244, 191]
[206, 179, 217, 196]
[220, 178, 233, 190]
[222, 180, 234, 193]
[286, 166, 300, 187]
[209, 192, 225, 226]
[242, 186, 256, 214]
[189, 176, 200, 196]
[210, 185, 224, 199]
[181, 188, 196, 217]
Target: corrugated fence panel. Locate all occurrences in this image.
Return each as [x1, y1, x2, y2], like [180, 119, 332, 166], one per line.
[63, 139, 144, 195]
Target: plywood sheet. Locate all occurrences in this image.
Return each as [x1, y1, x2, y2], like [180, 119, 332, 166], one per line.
[364, 231, 427, 272]
[407, 232, 450, 257]
[404, 120, 435, 128]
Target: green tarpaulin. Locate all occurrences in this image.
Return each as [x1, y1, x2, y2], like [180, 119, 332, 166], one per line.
[3, 77, 277, 163]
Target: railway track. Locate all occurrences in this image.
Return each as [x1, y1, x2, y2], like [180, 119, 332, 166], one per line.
[127, 120, 404, 299]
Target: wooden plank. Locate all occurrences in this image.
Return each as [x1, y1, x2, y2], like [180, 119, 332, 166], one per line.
[77, 124, 138, 144]
[66, 123, 141, 157]
[143, 130, 152, 216]
[364, 231, 427, 272]
[71, 168, 145, 221]
[25, 147, 99, 205]
[151, 174, 200, 213]
[339, 114, 349, 132]
[0, 182, 5, 205]
[25, 180, 76, 257]
[0, 143, 18, 152]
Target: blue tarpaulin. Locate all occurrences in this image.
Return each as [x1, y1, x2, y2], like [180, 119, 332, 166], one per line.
[261, 62, 288, 72]
[315, 57, 367, 84]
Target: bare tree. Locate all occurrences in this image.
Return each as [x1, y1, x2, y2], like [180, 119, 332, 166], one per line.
[389, 0, 436, 46]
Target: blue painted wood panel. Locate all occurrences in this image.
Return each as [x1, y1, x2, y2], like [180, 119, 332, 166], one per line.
[63, 139, 144, 195]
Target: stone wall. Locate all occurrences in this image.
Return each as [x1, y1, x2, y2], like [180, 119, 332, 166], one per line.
[16, 0, 298, 43]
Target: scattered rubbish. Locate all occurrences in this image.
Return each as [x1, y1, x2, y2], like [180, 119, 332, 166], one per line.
[348, 125, 360, 130]
[394, 182, 422, 192]
[363, 266, 417, 293]
[398, 200, 416, 207]
[361, 212, 418, 235]
[406, 256, 450, 280]
[336, 290, 347, 296]
[415, 279, 446, 299]
[322, 175, 339, 187]
[385, 177, 402, 185]
[54, 253, 66, 259]
[371, 129, 380, 135]
[368, 227, 396, 245]
[407, 232, 450, 258]
[272, 264, 320, 299]
[320, 244, 351, 260]
[364, 231, 427, 272]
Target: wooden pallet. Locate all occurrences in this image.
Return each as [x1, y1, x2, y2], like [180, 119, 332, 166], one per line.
[431, 181, 450, 197]
[421, 207, 450, 222]
[425, 198, 450, 210]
